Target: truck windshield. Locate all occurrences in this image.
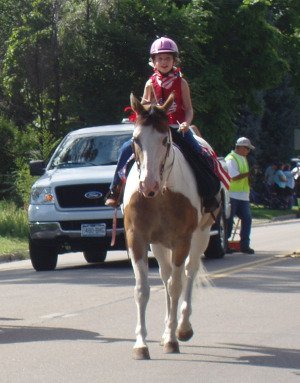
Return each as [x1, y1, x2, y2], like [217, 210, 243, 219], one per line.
[49, 133, 132, 169]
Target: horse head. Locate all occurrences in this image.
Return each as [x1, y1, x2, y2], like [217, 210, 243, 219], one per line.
[130, 92, 175, 198]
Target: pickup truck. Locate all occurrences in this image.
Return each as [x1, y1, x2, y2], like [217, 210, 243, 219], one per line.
[28, 123, 230, 271]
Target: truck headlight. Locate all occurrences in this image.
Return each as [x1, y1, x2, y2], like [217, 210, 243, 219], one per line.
[30, 187, 55, 205]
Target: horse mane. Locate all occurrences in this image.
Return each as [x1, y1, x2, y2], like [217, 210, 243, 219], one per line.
[135, 105, 170, 134]
[130, 92, 174, 134]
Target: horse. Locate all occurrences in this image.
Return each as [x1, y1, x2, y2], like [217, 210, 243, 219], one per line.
[123, 92, 215, 360]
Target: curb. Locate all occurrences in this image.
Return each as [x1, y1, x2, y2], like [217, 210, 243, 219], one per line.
[272, 213, 298, 221]
[0, 252, 29, 264]
[253, 213, 299, 226]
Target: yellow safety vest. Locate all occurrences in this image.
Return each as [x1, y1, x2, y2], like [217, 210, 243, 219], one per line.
[225, 150, 250, 193]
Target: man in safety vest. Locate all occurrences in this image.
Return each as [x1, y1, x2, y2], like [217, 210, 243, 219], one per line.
[225, 137, 255, 254]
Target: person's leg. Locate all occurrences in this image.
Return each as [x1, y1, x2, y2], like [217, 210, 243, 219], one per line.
[105, 140, 133, 207]
[110, 140, 133, 188]
[171, 129, 220, 212]
[227, 198, 238, 241]
[237, 201, 253, 253]
[181, 130, 202, 153]
[225, 198, 239, 253]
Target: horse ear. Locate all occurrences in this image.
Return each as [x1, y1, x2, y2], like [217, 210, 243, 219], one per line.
[130, 93, 145, 115]
[160, 92, 175, 113]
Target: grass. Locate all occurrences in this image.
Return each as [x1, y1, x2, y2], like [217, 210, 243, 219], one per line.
[251, 204, 299, 220]
[0, 200, 28, 238]
[0, 201, 29, 261]
[0, 236, 28, 260]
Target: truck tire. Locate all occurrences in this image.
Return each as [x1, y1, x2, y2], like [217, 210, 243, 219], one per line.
[29, 239, 58, 271]
[83, 250, 107, 263]
[204, 205, 227, 259]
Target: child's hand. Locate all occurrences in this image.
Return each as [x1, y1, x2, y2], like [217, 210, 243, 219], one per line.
[178, 122, 190, 133]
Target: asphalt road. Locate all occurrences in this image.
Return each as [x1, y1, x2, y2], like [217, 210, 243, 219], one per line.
[0, 219, 299, 383]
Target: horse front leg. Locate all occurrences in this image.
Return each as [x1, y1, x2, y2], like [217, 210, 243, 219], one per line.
[129, 246, 151, 360]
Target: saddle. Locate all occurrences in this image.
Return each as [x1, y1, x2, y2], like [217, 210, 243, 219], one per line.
[170, 129, 220, 199]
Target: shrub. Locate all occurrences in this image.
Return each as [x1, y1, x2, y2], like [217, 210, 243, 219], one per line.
[0, 200, 28, 239]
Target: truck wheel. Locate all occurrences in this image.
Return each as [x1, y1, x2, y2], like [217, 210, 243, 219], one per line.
[204, 205, 227, 259]
[83, 250, 107, 263]
[29, 239, 58, 271]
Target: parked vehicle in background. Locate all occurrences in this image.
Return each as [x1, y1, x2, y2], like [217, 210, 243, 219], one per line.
[28, 124, 230, 271]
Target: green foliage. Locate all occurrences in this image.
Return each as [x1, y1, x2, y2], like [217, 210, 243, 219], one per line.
[0, 200, 28, 239]
[0, 0, 299, 202]
[0, 116, 15, 174]
[251, 203, 298, 220]
[258, 78, 300, 165]
[0, 116, 18, 197]
[1, 0, 64, 133]
[12, 122, 60, 207]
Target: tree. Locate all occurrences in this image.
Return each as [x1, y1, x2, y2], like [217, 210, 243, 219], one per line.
[0, 0, 299, 202]
[182, 0, 290, 155]
[259, 78, 300, 165]
[1, 0, 64, 134]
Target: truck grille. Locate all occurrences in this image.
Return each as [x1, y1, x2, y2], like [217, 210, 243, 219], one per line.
[55, 183, 110, 208]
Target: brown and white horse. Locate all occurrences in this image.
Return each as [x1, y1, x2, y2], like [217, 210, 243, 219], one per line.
[123, 93, 214, 360]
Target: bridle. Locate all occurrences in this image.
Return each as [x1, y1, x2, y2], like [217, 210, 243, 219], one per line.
[131, 127, 173, 182]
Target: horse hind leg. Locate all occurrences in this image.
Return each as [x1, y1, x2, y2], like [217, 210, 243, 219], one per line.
[176, 228, 210, 342]
[162, 262, 185, 354]
[150, 244, 172, 347]
[176, 259, 197, 342]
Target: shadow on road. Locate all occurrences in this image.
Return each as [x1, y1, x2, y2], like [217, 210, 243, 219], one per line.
[0, 258, 160, 288]
[1, 252, 298, 294]
[184, 342, 300, 371]
[1, 323, 299, 372]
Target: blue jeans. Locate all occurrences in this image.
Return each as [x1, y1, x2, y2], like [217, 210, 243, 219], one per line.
[110, 129, 202, 188]
[111, 139, 133, 187]
[227, 198, 252, 249]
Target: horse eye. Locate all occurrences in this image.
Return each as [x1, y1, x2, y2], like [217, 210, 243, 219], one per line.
[162, 137, 168, 146]
[132, 137, 141, 148]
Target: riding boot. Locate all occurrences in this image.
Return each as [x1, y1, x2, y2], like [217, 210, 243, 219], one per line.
[105, 183, 123, 208]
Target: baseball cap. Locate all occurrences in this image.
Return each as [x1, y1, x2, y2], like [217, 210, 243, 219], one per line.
[236, 137, 255, 150]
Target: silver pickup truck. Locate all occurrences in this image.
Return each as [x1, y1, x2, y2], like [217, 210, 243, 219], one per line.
[28, 124, 230, 271]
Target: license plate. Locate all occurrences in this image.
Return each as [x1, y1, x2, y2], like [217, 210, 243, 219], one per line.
[81, 223, 106, 237]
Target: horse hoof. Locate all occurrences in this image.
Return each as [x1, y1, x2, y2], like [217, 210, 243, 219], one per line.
[176, 328, 194, 342]
[133, 347, 150, 360]
[163, 341, 180, 354]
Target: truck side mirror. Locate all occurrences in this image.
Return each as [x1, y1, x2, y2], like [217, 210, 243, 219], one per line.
[29, 160, 46, 176]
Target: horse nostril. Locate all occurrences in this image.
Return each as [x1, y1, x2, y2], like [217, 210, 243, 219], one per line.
[148, 191, 155, 197]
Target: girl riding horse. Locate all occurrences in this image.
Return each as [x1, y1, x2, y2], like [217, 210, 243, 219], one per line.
[105, 37, 220, 212]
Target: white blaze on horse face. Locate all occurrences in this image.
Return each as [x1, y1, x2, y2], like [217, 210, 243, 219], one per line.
[134, 124, 168, 198]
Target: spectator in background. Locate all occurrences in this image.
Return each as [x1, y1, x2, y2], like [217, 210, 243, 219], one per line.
[283, 164, 295, 208]
[273, 162, 286, 198]
[264, 163, 276, 188]
[225, 137, 255, 254]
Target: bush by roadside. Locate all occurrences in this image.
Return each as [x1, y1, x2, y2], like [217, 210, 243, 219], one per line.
[0, 201, 28, 238]
[0, 201, 29, 261]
